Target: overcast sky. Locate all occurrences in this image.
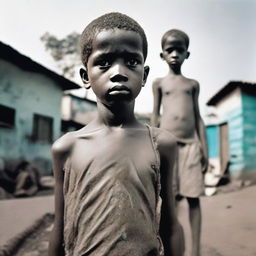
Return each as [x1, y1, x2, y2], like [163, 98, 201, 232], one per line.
[1, 0, 255, 115]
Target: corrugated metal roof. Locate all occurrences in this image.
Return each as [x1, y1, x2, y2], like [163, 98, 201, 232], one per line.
[207, 81, 256, 106]
[0, 41, 80, 91]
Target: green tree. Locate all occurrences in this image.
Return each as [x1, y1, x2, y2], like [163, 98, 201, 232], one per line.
[41, 32, 81, 78]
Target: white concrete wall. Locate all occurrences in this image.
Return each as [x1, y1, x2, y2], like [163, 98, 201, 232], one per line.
[61, 94, 97, 125]
[215, 88, 241, 116]
[61, 95, 72, 120]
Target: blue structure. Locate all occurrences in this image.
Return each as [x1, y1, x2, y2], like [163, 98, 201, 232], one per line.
[0, 42, 80, 174]
[206, 81, 256, 180]
[206, 125, 219, 159]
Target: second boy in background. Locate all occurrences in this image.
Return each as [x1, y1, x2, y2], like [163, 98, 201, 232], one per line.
[151, 29, 208, 256]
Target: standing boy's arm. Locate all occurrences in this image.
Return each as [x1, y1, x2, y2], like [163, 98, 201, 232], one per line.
[151, 79, 162, 127]
[193, 82, 208, 173]
[48, 139, 69, 256]
[158, 132, 185, 256]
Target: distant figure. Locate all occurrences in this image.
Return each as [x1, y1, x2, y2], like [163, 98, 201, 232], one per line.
[151, 29, 208, 256]
[0, 159, 41, 198]
[48, 13, 184, 256]
[13, 161, 41, 197]
[0, 158, 14, 198]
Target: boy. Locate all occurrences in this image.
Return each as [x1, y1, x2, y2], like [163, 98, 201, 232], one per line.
[151, 29, 208, 256]
[49, 13, 184, 256]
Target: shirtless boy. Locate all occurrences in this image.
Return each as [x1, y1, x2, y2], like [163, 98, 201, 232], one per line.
[48, 13, 184, 256]
[151, 29, 208, 256]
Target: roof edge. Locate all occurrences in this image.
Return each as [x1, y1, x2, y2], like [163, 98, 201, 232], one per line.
[207, 81, 255, 106]
[0, 41, 80, 91]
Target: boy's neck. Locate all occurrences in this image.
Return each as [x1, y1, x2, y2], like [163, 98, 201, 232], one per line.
[96, 101, 138, 128]
[168, 65, 182, 75]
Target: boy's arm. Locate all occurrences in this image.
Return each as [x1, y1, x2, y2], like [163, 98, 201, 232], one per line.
[193, 82, 208, 173]
[48, 135, 72, 256]
[151, 79, 162, 127]
[158, 131, 185, 256]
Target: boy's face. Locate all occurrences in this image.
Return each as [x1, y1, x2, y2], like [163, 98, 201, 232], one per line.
[161, 35, 189, 68]
[81, 29, 149, 105]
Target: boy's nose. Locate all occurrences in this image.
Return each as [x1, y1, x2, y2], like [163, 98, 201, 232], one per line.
[172, 50, 179, 57]
[110, 63, 128, 82]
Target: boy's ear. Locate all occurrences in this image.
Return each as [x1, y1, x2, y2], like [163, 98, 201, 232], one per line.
[142, 66, 150, 87]
[80, 68, 91, 89]
[186, 51, 190, 59]
[160, 53, 164, 59]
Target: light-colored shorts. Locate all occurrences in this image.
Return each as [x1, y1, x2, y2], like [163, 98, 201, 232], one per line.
[173, 141, 204, 198]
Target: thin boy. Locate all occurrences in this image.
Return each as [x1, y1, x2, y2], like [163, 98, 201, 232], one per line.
[49, 13, 184, 256]
[151, 29, 208, 256]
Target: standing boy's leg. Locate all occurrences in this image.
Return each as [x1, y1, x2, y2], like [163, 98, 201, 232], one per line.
[187, 197, 201, 256]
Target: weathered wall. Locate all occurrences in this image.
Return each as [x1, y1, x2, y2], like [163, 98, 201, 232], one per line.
[242, 90, 256, 174]
[206, 125, 219, 159]
[0, 59, 63, 174]
[225, 107, 244, 178]
[62, 94, 97, 125]
[214, 87, 256, 180]
[215, 88, 241, 118]
[214, 88, 243, 177]
[206, 125, 222, 178]
[71, 96, 96, 124]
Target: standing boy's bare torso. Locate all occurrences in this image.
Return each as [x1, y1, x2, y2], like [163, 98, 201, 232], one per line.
[157, 75, 198, 142]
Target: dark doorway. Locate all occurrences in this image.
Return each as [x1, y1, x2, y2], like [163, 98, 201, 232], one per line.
[219, 122, 229, 175]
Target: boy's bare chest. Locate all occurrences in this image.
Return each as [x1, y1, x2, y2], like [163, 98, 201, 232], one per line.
[160, 81, 194, 98]
[69, 129, 156, 175]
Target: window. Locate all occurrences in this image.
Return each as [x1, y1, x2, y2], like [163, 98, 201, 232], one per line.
[32, 114, 53, 143]
[0, 104, 15, 128]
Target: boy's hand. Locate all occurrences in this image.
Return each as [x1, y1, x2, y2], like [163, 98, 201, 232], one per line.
[201, 155, 208, 174]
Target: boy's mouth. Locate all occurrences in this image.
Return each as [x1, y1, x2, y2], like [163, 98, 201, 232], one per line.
[108, 85, 130, 96]
[169, 59, 179, 64]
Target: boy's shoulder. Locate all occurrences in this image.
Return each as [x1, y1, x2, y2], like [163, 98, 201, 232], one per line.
[51, 131, 77, 156]
[183, 77, 200, 88]
[52, 124, 91, 156]
[152, 77, 165, 88]
[51, 123, 99, 156]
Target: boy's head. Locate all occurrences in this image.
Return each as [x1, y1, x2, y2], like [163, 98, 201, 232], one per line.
[160, 29, 190, 69]
[80, 12, 148, 67]
[79, 12, 149, 105]
[161, 29, 189, 50]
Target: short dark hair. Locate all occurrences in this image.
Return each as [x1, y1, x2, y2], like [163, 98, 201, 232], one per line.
[80, 12, 148, 66]
[161, 29, 189, 49]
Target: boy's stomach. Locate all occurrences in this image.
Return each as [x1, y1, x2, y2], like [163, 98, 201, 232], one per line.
[64, 172, 160, 256]
[160, 114, 196, 141]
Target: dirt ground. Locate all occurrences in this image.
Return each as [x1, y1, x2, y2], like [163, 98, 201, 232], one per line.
[13, 216, 220, 256]
[14, 214, 53, 256]
[11, 184, 256, 256]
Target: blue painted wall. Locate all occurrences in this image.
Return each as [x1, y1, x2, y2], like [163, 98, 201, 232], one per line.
[225, 107, 245, 174]
[242, 90, 256, 172]
[221, 90, 256, 177]
[207, 85, 256, 179]
[206, 125, 219, 158]
[0, 59, 63, 174]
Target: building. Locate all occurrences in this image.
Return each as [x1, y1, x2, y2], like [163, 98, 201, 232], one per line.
[61, 92, 97, 133]
[0, 42, 80, 174]
[206, 81, 256, 181]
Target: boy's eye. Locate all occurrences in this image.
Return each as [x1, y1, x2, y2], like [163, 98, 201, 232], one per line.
[177, 47, 185, 53]
[127, 58, 138, 67]
[165, 48, 173, 54]
[98, 59, 111, 68]
[166, 47, 184, 54]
